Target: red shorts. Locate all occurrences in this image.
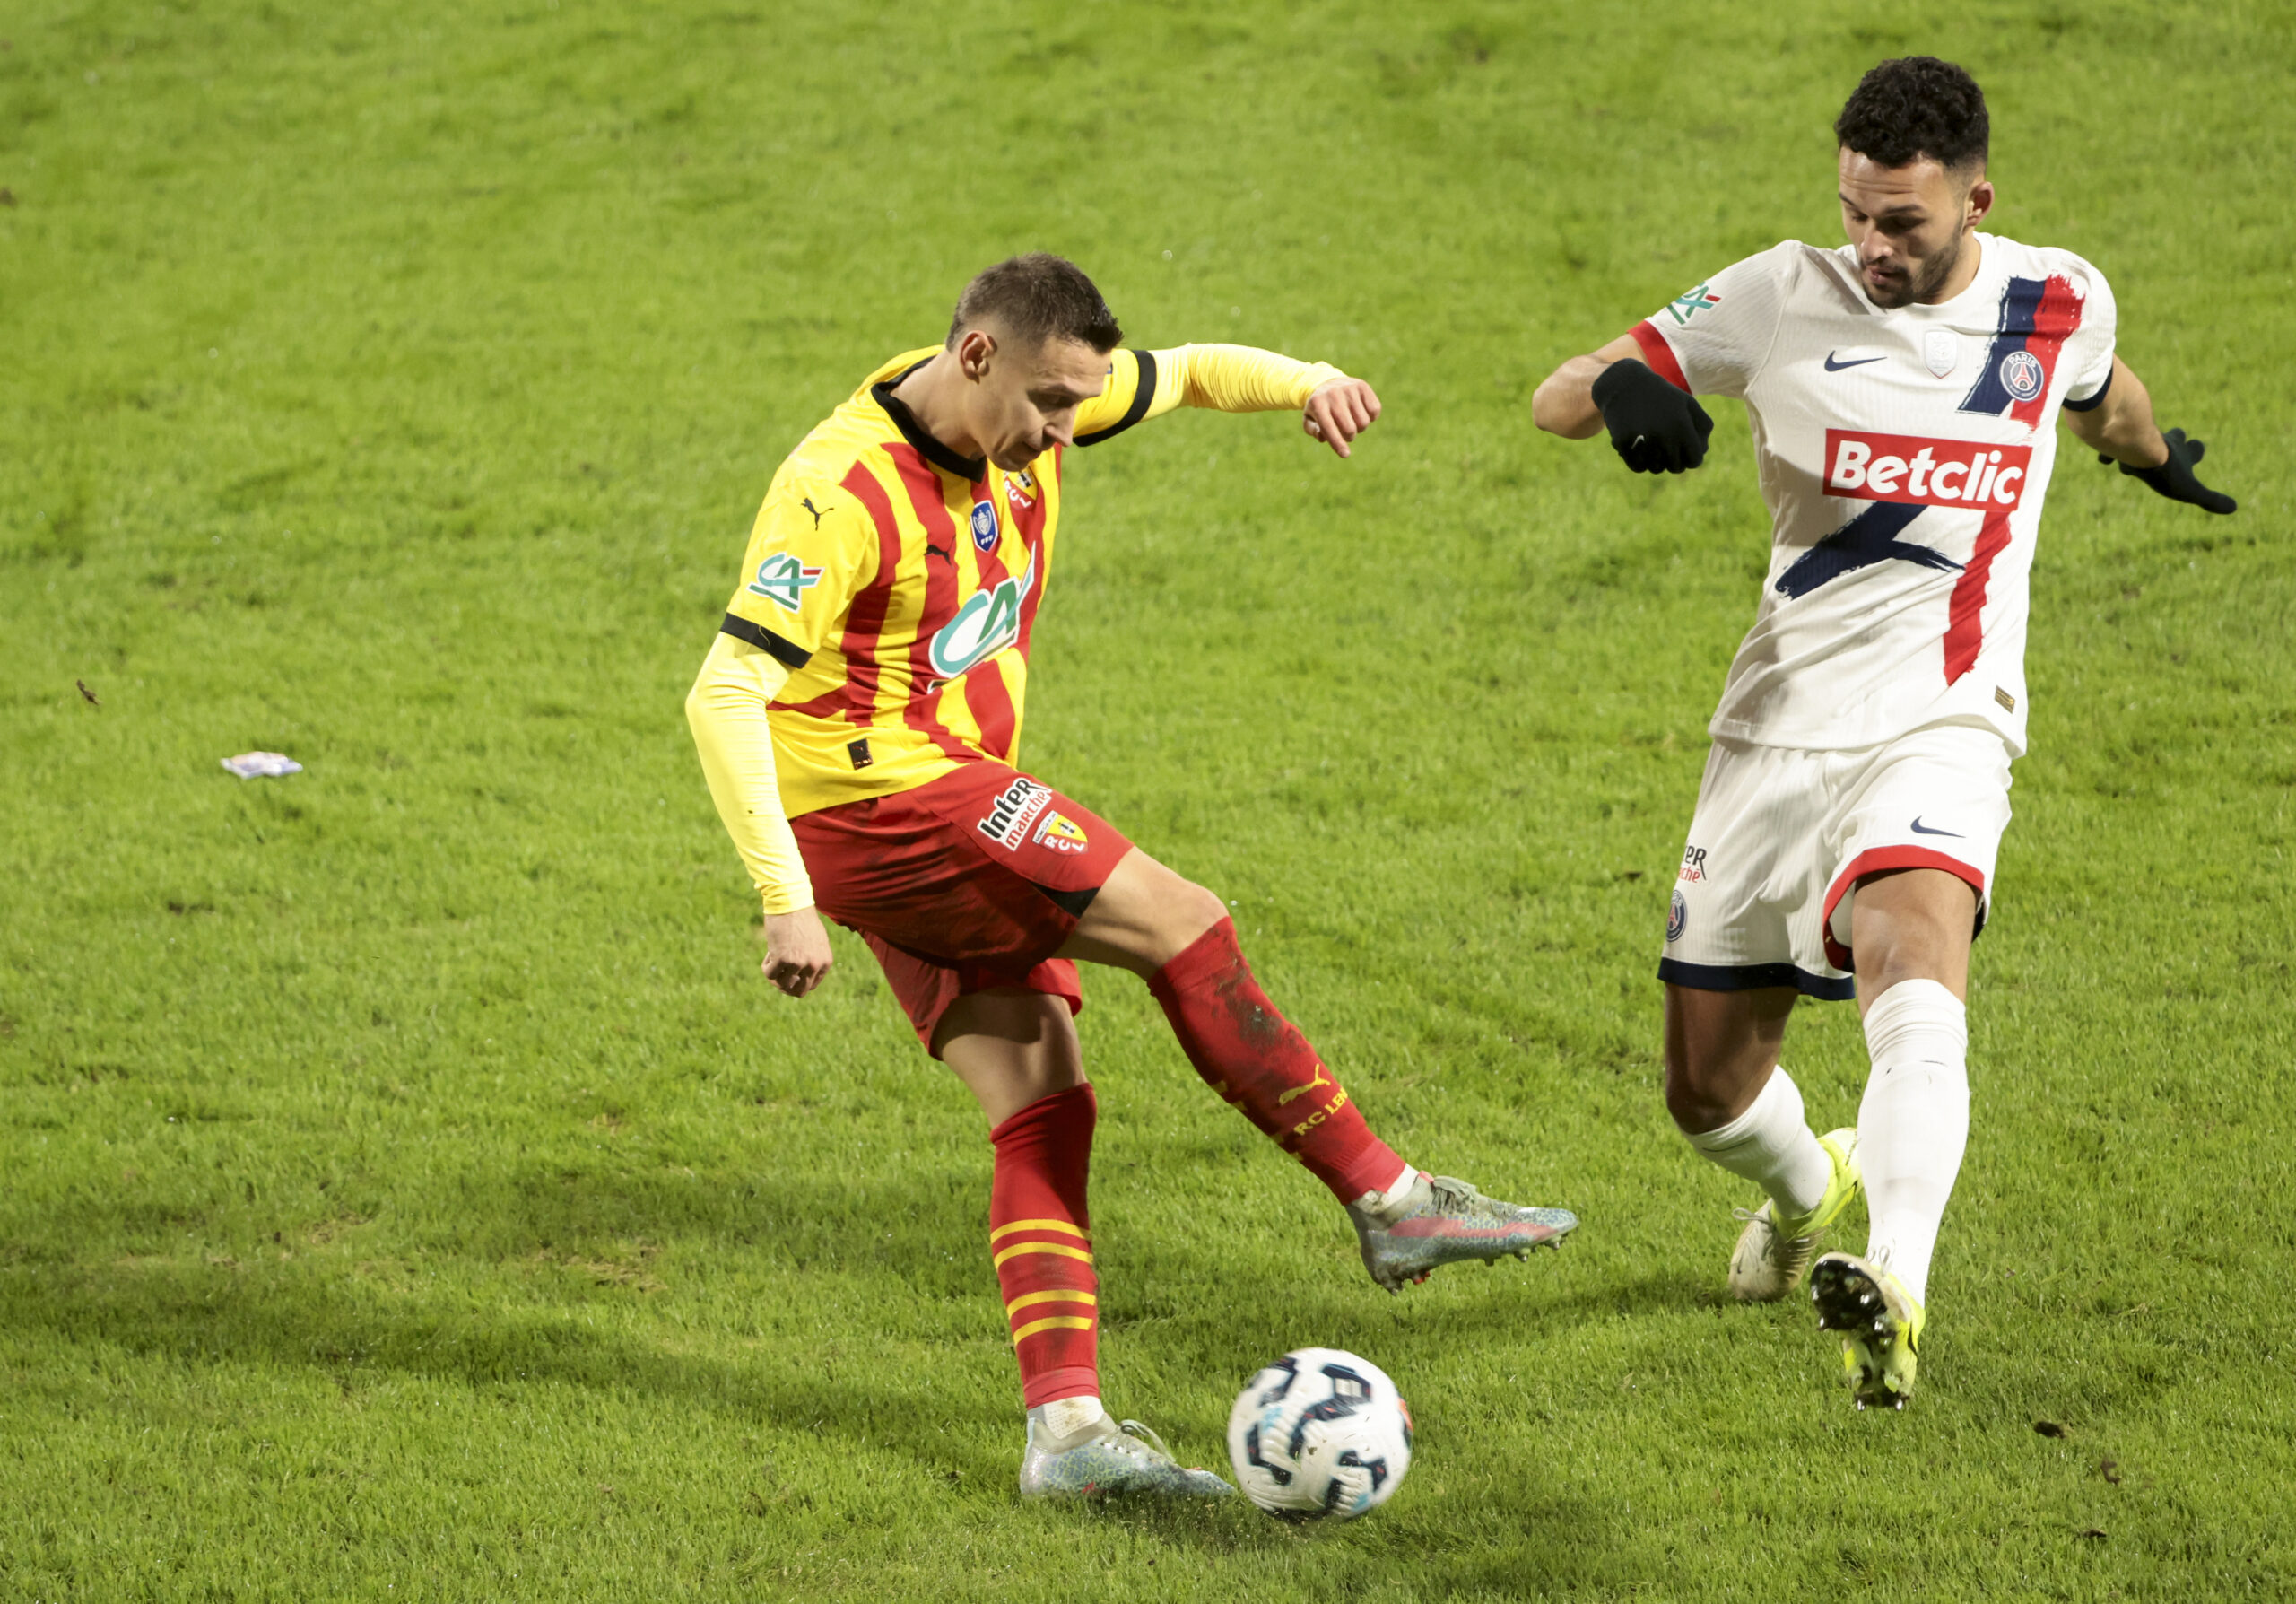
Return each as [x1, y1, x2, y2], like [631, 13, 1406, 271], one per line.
[789, 762, 1135, 1055]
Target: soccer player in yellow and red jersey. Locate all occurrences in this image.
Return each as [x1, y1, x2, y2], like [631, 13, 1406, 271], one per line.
[687, 255, 1578, 1500]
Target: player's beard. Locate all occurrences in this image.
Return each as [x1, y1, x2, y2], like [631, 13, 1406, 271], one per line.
[1867, 231, 1965, 309]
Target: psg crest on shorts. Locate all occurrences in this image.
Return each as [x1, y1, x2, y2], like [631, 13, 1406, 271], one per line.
[1667, 890, 1688, 944]
[970, 500, 999, 552]
[1997, 350, 2045, 403]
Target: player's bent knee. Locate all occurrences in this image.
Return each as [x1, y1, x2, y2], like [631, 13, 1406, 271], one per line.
[1170, 878, 1229, 945]
[1663, 1065, 1739, 1137]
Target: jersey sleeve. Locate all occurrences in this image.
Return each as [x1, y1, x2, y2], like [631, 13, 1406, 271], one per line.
[1071, 344, 1347, 445]
[1628, 243, 1800, 399]
[685, 632, 813, 915]
[2057, 254, 2118, 410]
[721, 476, 879, 664]
[1072, 348, 1161, 444]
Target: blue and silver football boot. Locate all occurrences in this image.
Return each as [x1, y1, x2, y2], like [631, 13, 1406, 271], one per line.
[1346, 1171, 1578, 1294]
[1017, 1412, 1234, 1501]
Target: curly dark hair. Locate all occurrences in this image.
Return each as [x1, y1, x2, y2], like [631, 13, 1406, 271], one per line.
[1834, 57, 1989, 171]
[947, 253, 1123, 353]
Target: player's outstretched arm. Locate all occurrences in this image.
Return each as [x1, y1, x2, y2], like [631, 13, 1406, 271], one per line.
[2062, 354, 2236, 515]
[1131, 344, 1381, 458]
[685, 633, 836, 998]
[1533, 334, 1645, 439]
[1534, 334, 1715, 473]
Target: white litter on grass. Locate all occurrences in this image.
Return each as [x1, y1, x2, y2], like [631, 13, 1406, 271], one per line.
[222, 752, 303, 779]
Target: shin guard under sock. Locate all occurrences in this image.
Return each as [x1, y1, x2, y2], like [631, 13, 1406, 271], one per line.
[988, 1084, 1100, 1409]
[1147, 918, 1403, 1203]
[1857, 979, 1970, 1304]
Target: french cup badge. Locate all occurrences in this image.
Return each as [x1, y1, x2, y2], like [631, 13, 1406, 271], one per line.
[1923, 329, 1960, 379]
[970, 501, 998, 552]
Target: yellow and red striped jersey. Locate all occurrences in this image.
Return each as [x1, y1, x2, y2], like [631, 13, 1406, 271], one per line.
[718, 343, 1338, 817]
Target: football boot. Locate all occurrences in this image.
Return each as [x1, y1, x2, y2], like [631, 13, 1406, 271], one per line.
[1810, 1251, 1925, 1410]
[1726, 1128, 1862, 1303]
[1017, 1414, 1233, 1501]
[1347, 1171, 1578, 1294]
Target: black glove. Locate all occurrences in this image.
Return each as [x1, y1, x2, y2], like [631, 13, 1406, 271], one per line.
[1591, 359, 1714, 474]
[2101, 428, 2235, 515]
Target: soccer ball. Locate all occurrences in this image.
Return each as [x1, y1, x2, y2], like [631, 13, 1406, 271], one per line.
[1225, 1347, 1413, 1521]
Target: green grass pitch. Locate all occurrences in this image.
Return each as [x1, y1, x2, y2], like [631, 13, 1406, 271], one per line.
[4, 1, 2292, 1598]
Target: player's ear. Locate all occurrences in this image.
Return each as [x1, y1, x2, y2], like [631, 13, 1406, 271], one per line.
[1962, 173, 1994, 230]
[957, 327, 998, 382]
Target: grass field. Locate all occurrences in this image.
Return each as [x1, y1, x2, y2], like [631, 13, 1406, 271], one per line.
[4, 1, 2293, 1598]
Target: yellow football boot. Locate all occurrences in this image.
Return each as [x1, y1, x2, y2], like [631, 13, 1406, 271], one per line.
[1810, 1251, 1925, 1410]
[1726, 1129, 1861, 1303]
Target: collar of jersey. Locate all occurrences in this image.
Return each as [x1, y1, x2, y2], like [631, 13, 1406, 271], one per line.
[871, 361, 987, 483]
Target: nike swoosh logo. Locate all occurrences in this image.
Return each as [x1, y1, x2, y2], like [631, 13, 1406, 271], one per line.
[1824, 352, 1884, 371]
[1909, 817, 1963, 837]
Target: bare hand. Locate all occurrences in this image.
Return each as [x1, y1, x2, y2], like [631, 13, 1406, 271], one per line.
[1302, 378, 1382, 458]
[761, 907, 835, 998]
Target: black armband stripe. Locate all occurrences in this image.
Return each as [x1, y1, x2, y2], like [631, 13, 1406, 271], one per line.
[1074, 348, 1159, 446]
[2061, 368, 2112, 413]
[720, 613, 812, 669]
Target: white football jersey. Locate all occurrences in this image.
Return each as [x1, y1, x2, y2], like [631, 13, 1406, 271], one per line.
[1633, 231, 2116, 754]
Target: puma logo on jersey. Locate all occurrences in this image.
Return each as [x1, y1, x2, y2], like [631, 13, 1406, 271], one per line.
[926, 542, 953, 563]
[1275, 1068, 1335, 1108]
[800, 497, 832, 528]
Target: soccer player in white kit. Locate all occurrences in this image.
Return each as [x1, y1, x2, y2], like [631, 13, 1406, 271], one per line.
[1532, 57, 2236, 1408]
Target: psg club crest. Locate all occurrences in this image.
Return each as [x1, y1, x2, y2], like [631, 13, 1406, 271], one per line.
[970, 500, 999, 552]
[1998, 349, 2045, 403]
[1666, 890, 1688, 944]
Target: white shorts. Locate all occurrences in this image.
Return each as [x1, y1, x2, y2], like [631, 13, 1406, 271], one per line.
[1658, 724, 2013, 1000]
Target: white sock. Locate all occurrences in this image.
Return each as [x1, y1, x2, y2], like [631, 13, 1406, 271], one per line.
[1378, 1158, 1416, 1202]
[1683, 1067, 1832, 1218]
[1857, 979, 1970, 1305]
[1031, 1393, 1109, 1443]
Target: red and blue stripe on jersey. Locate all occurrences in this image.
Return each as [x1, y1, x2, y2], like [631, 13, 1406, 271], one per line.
[1959, 274, 2085, 425]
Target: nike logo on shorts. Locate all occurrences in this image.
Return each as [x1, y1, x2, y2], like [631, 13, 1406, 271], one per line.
[1909, 816, 1963, 837]
[1824, 352, 1884, 371]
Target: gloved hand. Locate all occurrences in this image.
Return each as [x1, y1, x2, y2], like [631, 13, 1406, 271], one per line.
[2103, 428, 2235, 515]
[1591, 359, 1714, 474]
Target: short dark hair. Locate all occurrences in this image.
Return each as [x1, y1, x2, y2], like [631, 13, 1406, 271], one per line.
[946, 253, 1123, 353]
[1835, 57, 1989, 172]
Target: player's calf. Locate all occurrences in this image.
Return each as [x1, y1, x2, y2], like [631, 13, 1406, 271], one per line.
[1072, 858, 1583, 1289]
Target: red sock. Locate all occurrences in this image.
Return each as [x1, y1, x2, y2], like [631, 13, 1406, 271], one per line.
[988, 1084, 1100, 1409]
[1147, 918, 1404, 1204]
